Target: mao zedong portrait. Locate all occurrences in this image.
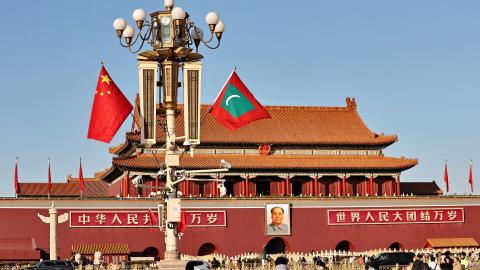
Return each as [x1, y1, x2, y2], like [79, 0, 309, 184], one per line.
[267, 206, 289, 235]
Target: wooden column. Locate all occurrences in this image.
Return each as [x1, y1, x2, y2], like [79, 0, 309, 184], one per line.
[389, 179, 394, 196]
[342, 174, 346, 196]
[155, 175, 159, 193]
[122, 175, 125, 197]
[396, 174, 401, 195]
[241, 177, 245, 196]
[309, 178, 313, 195]
[336, 179, 340, 196]
[182, 179, 186, 197]
[285, 175, 290, 195]
[369, 174, 374, 195]
[124, 174, 129, 197]
[314, 175, 319, 196]
[212, 181, 216, 197]
[120, 174, 123, 197]
[245, 175, 249, 196]
[126, 175, 130, 197]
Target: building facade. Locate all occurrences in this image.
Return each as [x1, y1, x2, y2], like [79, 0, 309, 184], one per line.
[4, 97, 469, 262]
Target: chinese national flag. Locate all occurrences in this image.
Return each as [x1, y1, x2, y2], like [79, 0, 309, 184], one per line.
[469, 160, 473, 193]
[148, 208, 158, 233]
[209, 70, 270, 130]
[87, 66, 133, 143]
[444, 161, 449, 193]
[79, 158, 85, 194]
[177, 210, 186, 236]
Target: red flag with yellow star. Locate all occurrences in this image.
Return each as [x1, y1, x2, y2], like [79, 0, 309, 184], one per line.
[87, 65, 133, 143]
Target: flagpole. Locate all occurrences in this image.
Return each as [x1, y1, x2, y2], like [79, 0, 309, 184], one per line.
[48, 158, 51, 200]
[80, 157, 83, 199]
[79, 157, 86, 199]
[444, 159, 449, 195]
[15, 157, 18, 199]
[470, 159, 474, 194]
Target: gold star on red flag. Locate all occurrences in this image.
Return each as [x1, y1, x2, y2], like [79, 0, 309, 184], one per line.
[101, 74, 111, 85]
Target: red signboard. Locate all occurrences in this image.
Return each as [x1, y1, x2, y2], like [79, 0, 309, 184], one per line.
[185, 210, 226, 227]
[70, 210, 159, 227]
[328, 208, 464, 225]
[70, 210, 226, 228]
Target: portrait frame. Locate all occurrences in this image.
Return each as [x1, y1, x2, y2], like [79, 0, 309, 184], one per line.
[265, 203, 291, 236]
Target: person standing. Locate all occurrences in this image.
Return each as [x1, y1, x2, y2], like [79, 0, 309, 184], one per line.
[275, 256, 288, 270]
[428, 255, 439, 270]
[440, 252, 453, 270]
[453, 257, 463, 270]
[460, 252, 469, 270]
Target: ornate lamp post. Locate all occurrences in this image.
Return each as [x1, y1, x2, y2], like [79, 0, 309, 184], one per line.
[112, 0, 225, 261]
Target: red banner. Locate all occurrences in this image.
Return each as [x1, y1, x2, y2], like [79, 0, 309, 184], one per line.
[70, 211, 159, 227]
[328, 208, 464, 225]
[69, 210, 226, 228]
[185, 211, 226, 227]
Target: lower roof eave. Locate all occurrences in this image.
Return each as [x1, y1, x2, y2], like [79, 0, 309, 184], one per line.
[113, 166, 417, 177]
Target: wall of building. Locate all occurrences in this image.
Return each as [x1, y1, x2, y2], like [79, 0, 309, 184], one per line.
[0, 197, 478, 260]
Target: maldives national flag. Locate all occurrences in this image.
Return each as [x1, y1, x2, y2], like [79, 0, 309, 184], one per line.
[209, 70, 270, 130]
[87, 65, 133, 143]
[444, 161, 449, 193]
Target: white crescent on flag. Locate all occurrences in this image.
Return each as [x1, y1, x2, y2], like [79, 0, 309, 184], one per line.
[225, 95, 240, 106]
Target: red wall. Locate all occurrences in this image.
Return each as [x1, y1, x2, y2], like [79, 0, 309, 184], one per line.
[1, 200, 479, 259]
[180, 206, 479, 256]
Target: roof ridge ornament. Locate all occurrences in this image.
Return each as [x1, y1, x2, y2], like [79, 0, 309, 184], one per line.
[346, 97, 357, 110]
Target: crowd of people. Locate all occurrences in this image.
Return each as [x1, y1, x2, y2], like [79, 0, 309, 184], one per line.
[402, 251, 471, 270]
[3, 250, 480, 270]
[197, 250, 480, 270]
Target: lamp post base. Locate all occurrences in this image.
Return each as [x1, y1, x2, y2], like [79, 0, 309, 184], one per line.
[158, 258, 186, 270]
[164, 250, 179, 261]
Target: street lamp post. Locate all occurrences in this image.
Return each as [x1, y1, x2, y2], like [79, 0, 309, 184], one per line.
[112, 0, 225, 261]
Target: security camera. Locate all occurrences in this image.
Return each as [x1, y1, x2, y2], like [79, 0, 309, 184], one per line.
[220, 159, 232, 169]
[183, 140, 191, 152]
[174, 170, 186, 181]
[157, 169, 166, 176]
[131, 175, 142, 186]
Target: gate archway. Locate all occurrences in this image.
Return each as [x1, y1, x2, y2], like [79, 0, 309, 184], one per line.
[198, 243, 216, 256]
[265, 237, 286, 254]
[388, 242, 402, 250]
[142, 246, 159, 259]
[335, 240, 352, 252]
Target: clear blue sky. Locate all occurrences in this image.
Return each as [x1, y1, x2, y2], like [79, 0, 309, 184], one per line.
[1, 1, 479, 197]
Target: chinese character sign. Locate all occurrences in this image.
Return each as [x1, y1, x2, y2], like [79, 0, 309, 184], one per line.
[185, 211, 226, 227]
[70, 211, 159, 227]
[70, 210, 226, 228]
[328, 208, 464, 225]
